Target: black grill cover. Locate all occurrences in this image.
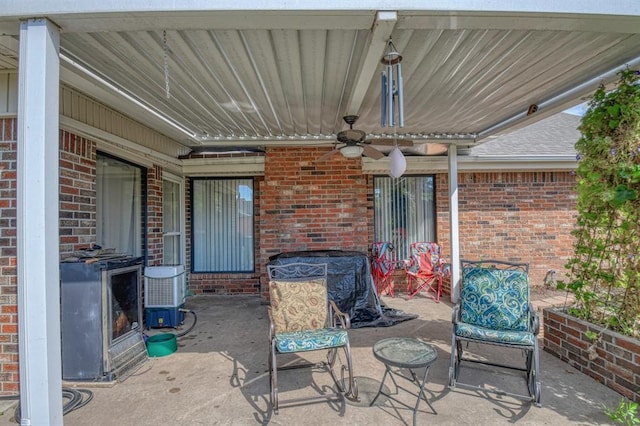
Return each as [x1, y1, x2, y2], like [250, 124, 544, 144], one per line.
[268, 250, 417, 328]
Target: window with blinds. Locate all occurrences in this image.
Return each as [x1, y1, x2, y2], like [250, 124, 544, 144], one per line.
[191, 178, 254, 273]
[373, 176, 436, 261]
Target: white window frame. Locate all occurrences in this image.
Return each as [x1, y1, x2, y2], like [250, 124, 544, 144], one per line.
[162, 171, 185, 266]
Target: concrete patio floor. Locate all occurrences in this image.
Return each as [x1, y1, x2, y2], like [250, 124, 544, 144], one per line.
[0, 292, 623, 425]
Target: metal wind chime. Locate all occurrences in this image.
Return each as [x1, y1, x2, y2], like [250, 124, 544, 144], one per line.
[380, 37, 406, 178]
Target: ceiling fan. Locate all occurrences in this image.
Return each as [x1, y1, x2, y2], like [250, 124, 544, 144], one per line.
[317, 115, 413, 162]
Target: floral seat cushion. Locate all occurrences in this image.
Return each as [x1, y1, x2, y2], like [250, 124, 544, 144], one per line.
[460, 267, 530, 332]
[269, 278, 328, 334]
[274, 328, 349, 353]
[454, 323, 535, 346]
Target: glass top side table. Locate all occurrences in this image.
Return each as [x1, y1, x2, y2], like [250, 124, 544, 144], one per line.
[370, 337, 438, 426]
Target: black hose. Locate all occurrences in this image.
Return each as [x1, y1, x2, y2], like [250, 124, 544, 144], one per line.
[13, 387, 94, 423]
[176, 309, 197, 337]
[0, 394, 18, 400]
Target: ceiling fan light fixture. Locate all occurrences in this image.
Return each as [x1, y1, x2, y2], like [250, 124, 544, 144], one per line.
[340, 145, 364, 158]
[389, 147, 406, 178]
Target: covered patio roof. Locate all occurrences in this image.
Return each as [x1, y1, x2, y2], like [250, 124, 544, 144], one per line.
[3, 2, 640, 424]
[2, 2, 640, 157]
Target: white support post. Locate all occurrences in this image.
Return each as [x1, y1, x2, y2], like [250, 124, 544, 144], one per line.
[17, 18, 62, 425]
[448, 147, 461, 303]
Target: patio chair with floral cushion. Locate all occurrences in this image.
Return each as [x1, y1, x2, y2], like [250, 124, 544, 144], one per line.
[404, 242, 449, 302]
[449, 259, 541, 406]
[267, 262, 358, 414]
[371, 241, 396, 297]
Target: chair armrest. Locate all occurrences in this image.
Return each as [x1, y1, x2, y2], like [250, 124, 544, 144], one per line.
[402, 258, 414, 272]
[451, 303, 461, 324]
[329, 300, 351, 329]
[267, 306, 276, 339]
[529, 303, 540, 336]
[439, 262, 452, 278]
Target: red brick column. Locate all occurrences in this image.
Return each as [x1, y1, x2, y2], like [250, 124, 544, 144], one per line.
[146, 165, 163, 265]
[59, 131, 96, 258]
[0, 117, 18, 394]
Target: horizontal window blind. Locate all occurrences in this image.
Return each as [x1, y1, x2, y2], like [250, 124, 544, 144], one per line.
[373, 176, 435, 260]
[192, 178, 254, 272]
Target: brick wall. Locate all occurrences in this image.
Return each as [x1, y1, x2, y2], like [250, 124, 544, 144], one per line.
[59, 131, 96, 258]
[0, 118, 18, 394]
[544, 308, 640, 403]
[185, 145, 371, 296]
[260, 147, 369, 258]
[184, 155, 577, 297]
[257, 146, 370, 292]
[146, 165, 163, 265]
[437, 171, 577, 287]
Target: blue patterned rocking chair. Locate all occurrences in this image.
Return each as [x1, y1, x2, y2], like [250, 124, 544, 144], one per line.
[267, 262, 358, 414]
[449, 259, 541, 406]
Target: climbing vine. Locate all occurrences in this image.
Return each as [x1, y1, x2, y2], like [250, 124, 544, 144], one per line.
[560, 69, 640, 337]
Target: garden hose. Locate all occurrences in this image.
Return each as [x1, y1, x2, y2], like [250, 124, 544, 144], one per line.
[10, 387, 94, 423]
[176, 309, 197, 337]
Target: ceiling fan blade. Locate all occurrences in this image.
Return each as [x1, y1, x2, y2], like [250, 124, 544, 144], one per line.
[316, 148, 341, 162]
[421, 143, 448, 155]
[366, 138, 413, 147]
[362, 145, 385, 160]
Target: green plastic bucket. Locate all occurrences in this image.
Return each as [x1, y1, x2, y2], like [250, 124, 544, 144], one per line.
[146, 333, 177, 357]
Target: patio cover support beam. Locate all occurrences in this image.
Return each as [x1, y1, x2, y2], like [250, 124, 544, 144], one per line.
[344, 11, 397, 116]
[448, 147, 460, 303]
[17, 18, 63, 425]
[477, 54, 640, 140]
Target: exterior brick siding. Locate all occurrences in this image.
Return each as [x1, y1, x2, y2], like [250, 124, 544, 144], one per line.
[146, 165, 163, 265]
[260, 147, 370, 257]
[437, 171, 577, 288]
[0, 118, 18, 394]
[258, 147, 370, 294]
[59, 131, 96, 258]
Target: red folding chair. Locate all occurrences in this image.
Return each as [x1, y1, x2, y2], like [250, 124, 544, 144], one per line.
[371, 242, 396, 297]
[404, 242, 448, 302]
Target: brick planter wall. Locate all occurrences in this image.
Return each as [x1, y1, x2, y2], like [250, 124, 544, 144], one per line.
[543, 307, 640, 403]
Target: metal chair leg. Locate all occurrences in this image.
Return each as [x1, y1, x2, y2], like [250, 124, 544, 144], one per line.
[269, 340, 279, 414]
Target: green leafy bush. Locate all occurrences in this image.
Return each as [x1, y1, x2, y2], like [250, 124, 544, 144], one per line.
[559, 69, 640, 338]
[605, 398, 640, 426]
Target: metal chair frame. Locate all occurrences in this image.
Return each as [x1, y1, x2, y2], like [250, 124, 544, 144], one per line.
[267, 262, 358, 414]
[448, 259, 541, 406]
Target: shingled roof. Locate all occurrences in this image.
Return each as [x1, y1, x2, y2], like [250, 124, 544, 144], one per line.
[470, 112, 581, 157]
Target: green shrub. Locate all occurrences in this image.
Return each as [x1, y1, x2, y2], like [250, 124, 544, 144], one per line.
[604, 398, 640, 426]
[559, 69, 640, 338]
